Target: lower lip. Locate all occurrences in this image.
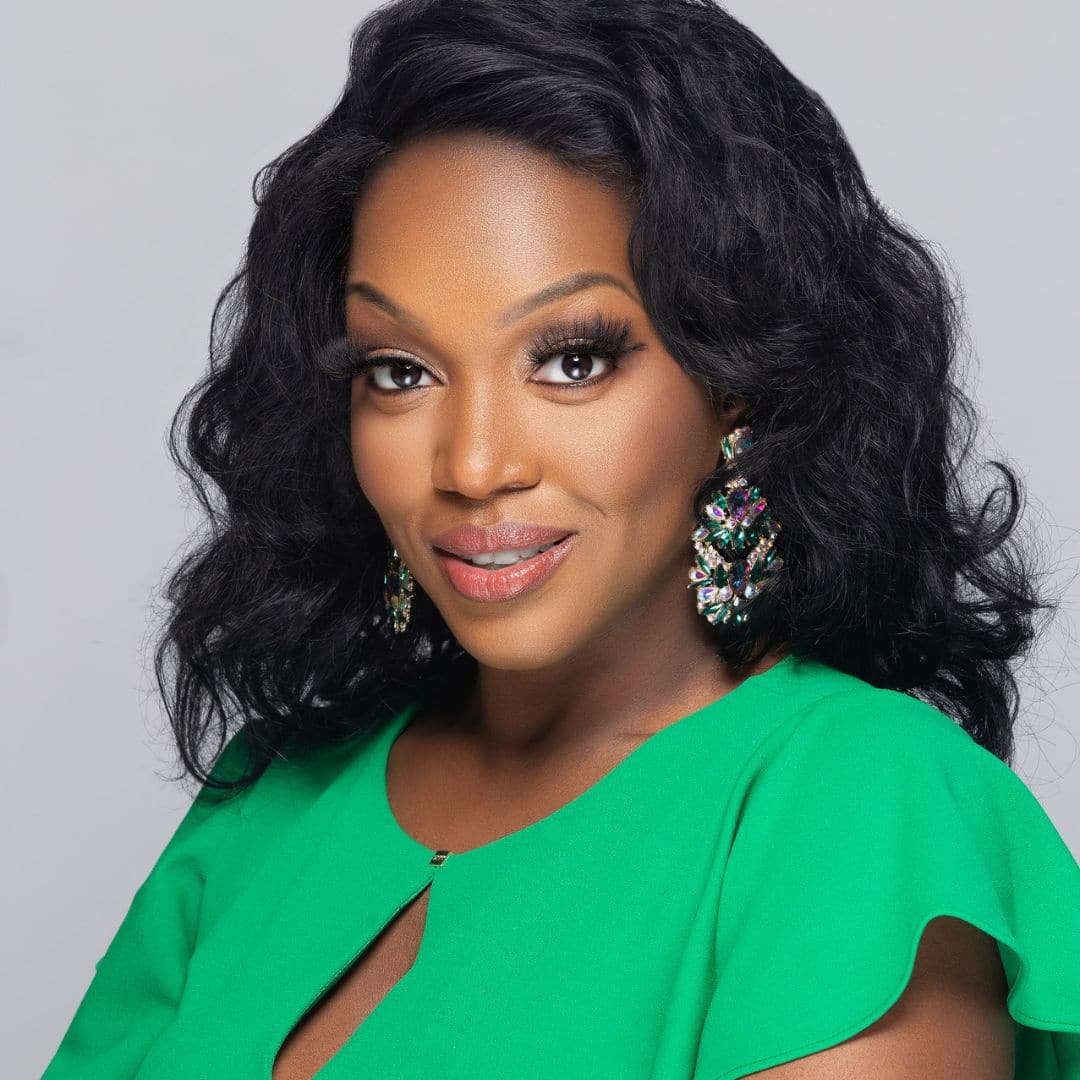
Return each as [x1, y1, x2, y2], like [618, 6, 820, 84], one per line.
[434, 534, 577, 602]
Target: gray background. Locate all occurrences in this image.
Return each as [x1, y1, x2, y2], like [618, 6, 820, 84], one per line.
[3, 2, 1077, 1074]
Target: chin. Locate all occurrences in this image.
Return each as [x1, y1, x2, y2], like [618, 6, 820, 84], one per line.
[442, 613, 591, 672]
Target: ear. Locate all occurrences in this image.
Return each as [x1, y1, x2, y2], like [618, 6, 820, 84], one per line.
[713, 392, 750, 461]
[724, 394, 750, 422]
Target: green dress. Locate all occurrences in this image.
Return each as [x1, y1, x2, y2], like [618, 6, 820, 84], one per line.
[43, 653, 1080, 1078]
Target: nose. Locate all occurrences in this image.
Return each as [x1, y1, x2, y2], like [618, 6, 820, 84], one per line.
[430, 382, 538, 501]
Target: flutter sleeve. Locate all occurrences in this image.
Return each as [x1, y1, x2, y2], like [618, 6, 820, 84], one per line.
[693, 687, 1080, 1080]
[42, 729, 255, 1079]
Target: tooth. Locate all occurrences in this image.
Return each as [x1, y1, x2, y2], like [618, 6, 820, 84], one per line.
[471, 546, 541, 566]
[464, 541, 557, 567]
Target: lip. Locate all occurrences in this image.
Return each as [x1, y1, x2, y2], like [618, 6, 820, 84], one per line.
[434, 533, 578, 603]
[428, 521, 574, 557]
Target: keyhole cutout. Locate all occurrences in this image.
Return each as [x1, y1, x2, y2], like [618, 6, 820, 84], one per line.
[271, 882, 433, 1080]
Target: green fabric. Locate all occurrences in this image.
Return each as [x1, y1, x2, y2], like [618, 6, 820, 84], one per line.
[43, 653, 1080, 1078]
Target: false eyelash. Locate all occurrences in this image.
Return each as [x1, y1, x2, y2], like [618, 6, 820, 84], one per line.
[524, 311, 637, 369]
[313, 311, 644, 389]
[312, 336, 379, 381]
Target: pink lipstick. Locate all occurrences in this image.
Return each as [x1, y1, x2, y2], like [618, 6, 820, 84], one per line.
[432, 533, 577, 602]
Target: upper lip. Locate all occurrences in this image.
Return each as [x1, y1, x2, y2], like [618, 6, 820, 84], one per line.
[429, 522, 574, 557]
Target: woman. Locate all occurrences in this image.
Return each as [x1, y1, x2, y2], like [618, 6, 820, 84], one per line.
[44, 0, 1080, 1077]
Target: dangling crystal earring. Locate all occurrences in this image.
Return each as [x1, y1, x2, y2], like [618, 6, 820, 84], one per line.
[383, 544, 414, 634]
[688, 425, 783, 627]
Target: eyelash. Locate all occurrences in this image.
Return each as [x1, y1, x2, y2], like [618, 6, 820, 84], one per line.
[330, 312, 641, 396]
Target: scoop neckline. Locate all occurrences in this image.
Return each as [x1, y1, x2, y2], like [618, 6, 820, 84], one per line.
[372, 650, 799, 864]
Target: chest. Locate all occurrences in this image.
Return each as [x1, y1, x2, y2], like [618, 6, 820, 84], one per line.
[135, 729, 736, 1080]
[272, 725, 651, 1078]
[271, 882, 432, 1079]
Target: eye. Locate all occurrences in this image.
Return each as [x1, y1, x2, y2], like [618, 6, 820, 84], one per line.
[525, 312, 643, 392]
[529, 346, 618, 389]
[338, 312, 645, 397]
[364, 358, 437, 394]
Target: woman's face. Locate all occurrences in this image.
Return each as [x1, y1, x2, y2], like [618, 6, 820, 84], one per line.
[346, 130, 737, 672]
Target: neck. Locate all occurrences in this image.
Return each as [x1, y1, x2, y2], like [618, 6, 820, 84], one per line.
[425, 566, 786, 771]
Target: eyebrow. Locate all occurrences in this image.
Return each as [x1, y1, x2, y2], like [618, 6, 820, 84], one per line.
[343, 270, 641, 334]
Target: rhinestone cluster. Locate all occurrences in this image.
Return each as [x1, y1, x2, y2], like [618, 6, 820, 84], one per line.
[688, 426, 783, 627]
[383, 546, 414, 634]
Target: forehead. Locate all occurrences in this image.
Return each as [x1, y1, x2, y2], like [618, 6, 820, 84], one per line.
[346, 131, 637, 326]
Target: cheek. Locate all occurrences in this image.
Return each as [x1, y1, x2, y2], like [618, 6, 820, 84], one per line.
[349, 408, 426, 521]
[559, 381, 714, 529]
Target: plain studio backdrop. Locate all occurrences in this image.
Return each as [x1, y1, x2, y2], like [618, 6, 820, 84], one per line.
[2, 2, 1077, 1074]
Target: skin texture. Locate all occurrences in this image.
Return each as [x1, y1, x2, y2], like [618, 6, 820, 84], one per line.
[346, 129, 773, 769]
[272, 130, 1015, 1078]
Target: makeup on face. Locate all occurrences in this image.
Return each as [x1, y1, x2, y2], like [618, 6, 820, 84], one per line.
[334, 308, 645, 398]
[427, 520, 583, 604]
[432, 532, 578, 602]
[345, 132, 727, 666]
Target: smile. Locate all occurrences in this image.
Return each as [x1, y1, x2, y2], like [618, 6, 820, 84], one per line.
[434, 534, 577, 602]
[456, 540, 563, 567]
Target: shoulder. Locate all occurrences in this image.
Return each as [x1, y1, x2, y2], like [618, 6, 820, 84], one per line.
[196, 708, 399, 815]
[186, 720, 394, 943]
[716, 678, 1025, 933]
[727, 675, 1046, 862]
[701, 669, 1080, 1080]
[183, 713, 399, 869]
[754, 678, 1001, 796]
[787, 677, 967, 742]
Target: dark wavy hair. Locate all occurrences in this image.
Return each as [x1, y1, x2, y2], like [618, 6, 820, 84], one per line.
[154, 0, 1058, 794]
